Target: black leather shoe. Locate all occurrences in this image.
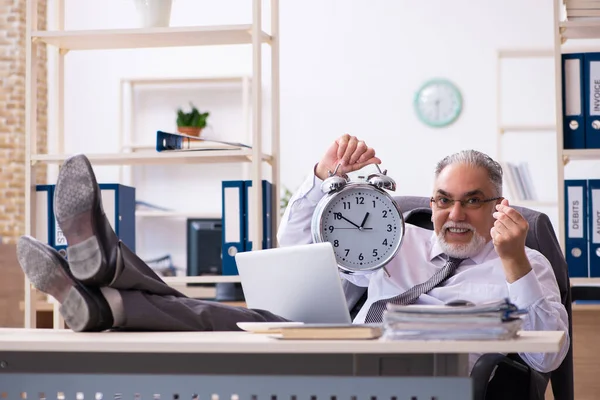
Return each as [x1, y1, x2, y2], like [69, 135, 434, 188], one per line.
[17, 235, 114, 332]
[54, 154, 120, 286]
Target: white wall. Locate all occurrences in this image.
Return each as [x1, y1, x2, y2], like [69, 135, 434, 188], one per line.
[48, 0, 566, 267]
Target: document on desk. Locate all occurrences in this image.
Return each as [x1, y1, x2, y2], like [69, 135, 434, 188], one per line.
[383, 298, 525, 341]
[236, 321, 305, 334]
[275, 324, 383, 340]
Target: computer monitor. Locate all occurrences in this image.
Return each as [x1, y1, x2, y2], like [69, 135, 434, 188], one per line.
[186, 218, 245, 301]
[186, 218, 222, 277]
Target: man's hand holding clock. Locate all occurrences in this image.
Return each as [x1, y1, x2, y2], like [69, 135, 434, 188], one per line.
[315, 134, 381, 180]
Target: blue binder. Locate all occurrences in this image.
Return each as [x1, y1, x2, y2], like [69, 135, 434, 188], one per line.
[588, 179, 600, 277]
[243, 180, 273, 251]
[562, 53, 586, 149]
[565, 179, 589, 277]
[156, 130, 251, 152]
[584, 53, 600, 148]
[221, 180, 245, 275]
[35, 185, 65, 255]
[36, 183, 136, 258]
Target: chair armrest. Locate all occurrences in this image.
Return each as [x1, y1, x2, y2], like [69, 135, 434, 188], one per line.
[471, 353, 529, 400]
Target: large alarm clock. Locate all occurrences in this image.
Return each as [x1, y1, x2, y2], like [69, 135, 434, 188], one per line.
[311, 164, 405, 275]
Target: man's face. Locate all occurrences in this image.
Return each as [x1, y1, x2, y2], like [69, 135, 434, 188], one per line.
[431, 163, 501, 258]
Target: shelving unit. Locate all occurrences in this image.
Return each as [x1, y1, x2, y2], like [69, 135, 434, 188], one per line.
[553, 2, 600, 286]
[118, 74, 253, 265]
[496, 48, 558, 209]
[24, 0, 280, 328]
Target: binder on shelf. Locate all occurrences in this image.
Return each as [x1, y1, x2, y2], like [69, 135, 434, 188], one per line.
[156, 130, 250, 152]
[562, 53, 586, 149]
[584, 52, 600, 148]
[35, 185, 65, 255]
[588, 179, 600, 277]
[221, 179, 274, 275]
[244, 179, 274, 251]
[565, 180, 589, 277]
[221, 180, 245, 275]
[36, 183, 136, 258]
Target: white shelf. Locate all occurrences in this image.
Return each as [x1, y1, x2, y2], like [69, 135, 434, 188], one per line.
[122, 76, 251, 86]
[30, 150, 273, 166]
[572, 303, 600, 311]
[163, 275, 241, 284]
[499, 124, 556, 133]
[559, 20, 600, 40]
[570, 278, 600, 287]
[562, 149, 600, 161]
[136, 210, 221, 219]
[31, 25, 272, 51]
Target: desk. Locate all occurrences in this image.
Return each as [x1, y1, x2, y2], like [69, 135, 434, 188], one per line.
[0, 329, 564, 400]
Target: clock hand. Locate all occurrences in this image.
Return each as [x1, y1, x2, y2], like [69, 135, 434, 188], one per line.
[338, 214, 361, 229]
[330, 227, 373, 230]
[359, 212, 370, 230]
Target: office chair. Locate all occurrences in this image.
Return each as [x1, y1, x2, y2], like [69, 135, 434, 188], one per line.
[342, 195, 573, 400]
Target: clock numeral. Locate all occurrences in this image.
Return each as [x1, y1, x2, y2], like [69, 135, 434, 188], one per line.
[333, 240, 339, 247]
[333, 212, 342, 220]
[358, 253, 364, 261]
[382, 210, 388, 218]
[372, 249, 378, 257]
[382, 238, 388, 246]
[387, 224, 393, 232]
[343, 201, 351, 210]
[356, 196, 364, 205]
[344, 249, 350, 257]
[372, 200, 376, 208]
[328, 226, 334, 233]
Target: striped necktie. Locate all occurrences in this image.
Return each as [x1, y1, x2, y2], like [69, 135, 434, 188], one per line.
[364, 256, 465, 324]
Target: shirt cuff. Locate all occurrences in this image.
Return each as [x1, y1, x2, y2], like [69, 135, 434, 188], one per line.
[506, 269, 545, 309]
[296, 164, 326, 204]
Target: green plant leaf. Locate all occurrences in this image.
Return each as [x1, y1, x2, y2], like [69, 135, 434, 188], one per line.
[176, 103, 210, 127]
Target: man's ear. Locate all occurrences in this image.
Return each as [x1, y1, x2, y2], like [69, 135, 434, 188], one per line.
[429, 199, 434, 221]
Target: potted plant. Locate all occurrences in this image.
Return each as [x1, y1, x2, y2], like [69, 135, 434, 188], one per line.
[176, 103, 210, 137]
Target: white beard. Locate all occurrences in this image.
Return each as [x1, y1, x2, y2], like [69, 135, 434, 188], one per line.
[437, 221, 487, 259]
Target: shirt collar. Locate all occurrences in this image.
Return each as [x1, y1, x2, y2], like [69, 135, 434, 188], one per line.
[428, 231, 496, 264]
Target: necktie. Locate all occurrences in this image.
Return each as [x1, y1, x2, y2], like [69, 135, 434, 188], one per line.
[364, 256, 465, 324]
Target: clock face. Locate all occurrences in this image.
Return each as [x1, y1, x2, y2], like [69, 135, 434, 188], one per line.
[314, 185, 404, 274]
[414, 79, 462, 128]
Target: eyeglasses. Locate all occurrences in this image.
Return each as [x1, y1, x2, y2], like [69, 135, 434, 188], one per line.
[430, 196, 502, 210]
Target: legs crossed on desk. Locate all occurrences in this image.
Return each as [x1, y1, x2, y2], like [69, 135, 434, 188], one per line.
[18, 153, 290, 332]
[111, 241, 290, 331]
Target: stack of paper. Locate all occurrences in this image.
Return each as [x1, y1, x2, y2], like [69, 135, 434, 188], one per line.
[382, 298, 526, 341]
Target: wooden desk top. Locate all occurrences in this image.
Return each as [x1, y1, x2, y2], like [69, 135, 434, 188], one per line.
[0, 328, 565, 355]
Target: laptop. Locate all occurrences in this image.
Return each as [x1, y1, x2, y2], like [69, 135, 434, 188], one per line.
[235, 242, 353, 324]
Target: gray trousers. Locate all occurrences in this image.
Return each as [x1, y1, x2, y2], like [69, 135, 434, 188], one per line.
[107, 243, 290, 331]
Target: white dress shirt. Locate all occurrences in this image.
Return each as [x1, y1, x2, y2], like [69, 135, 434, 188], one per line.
[277, 171, 570, 374]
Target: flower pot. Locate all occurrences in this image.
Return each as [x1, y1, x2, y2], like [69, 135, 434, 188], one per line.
[133, 0, 173, 28]
[177, 126, 203, 137]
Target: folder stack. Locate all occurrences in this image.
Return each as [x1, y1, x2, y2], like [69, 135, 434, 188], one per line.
[564, 0, 600, 20]
[564, 179, 600, 277]
[561, 51, 600, 149]
[382, 298, 525, 341]
[221, 179, 274, 275]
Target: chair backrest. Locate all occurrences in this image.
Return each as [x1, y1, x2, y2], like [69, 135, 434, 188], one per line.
[343, 195, 573, 400]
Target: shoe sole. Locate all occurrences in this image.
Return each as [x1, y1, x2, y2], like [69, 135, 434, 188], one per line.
[17, 236, 112, 332]
[55, 155, 112, 285]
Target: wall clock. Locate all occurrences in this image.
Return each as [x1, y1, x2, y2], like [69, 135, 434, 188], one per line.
[414, 78, 463, 128]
